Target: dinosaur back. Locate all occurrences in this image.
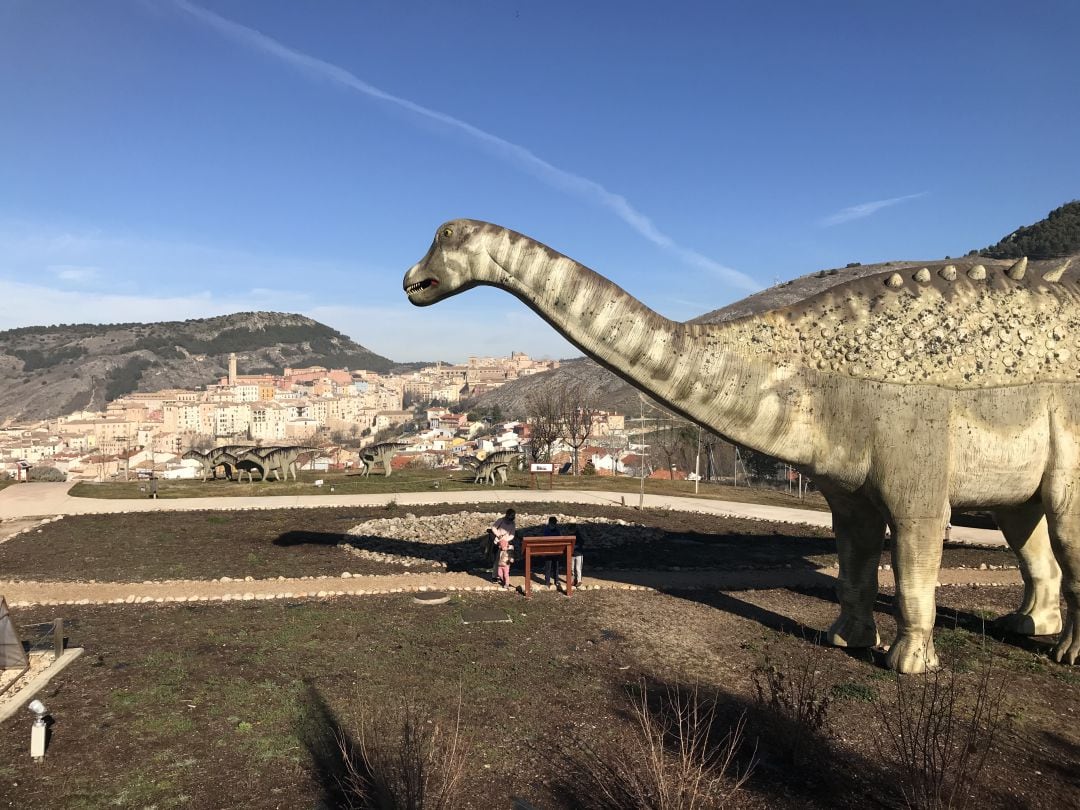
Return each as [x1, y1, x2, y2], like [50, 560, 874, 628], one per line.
[719, 255, 1079, 388]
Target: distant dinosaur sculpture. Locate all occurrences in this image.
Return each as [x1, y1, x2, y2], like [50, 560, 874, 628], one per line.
[404, 218, 1080, 673]
[182, 447, 249, 481]
[181, 449, 215, 481]
[474, 450, 523, 485]
[358, 442, 408, 477]
[189, 444, 316, 483]
[215, 448, 264, 484]
[250, 445, 314, 482]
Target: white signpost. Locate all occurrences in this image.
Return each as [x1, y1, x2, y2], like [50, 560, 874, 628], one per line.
[529, 463, 554, 489]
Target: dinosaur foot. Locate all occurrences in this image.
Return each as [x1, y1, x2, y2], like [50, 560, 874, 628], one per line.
[1052, 616, 1080, 665]
[827, 613, 879, 648]
[885, 635, 939, 674]
[993, 606, 1063, 637]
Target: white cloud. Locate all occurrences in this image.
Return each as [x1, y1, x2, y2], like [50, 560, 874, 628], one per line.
[0, 220, 363, 297]
[168, 0, 759, 292]
[49, 264, 100, 283]
[820, 192, 928, 227]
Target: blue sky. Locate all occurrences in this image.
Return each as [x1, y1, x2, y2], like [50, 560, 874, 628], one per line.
[1, 1, 1078, 362]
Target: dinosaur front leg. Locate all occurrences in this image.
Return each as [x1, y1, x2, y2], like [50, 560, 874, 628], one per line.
[887, 515, 947, 673]
[825, 494, 886, 648]
[992, 503, 1062, 636]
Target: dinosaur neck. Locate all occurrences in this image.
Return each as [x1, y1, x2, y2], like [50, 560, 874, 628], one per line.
[476, 229, 814, 463]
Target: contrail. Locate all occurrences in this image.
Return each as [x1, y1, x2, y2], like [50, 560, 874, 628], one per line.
[169, 0, 759, 292]
[820, 192, 928, 227]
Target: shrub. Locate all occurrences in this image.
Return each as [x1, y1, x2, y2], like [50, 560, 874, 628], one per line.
[567, 680, 753, 809]
[336, 695, 467, 810]
[874, 660, 1008, 810]
[27, 465, 66, 482]
[751, 646, 832, 767]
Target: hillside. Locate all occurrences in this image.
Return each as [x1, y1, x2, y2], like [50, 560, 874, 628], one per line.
[0, 312, 405, 423]
[980, 200, 1080, 260]
[465, 358, 651, 419]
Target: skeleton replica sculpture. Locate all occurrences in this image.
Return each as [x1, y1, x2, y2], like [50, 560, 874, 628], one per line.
[358, 442, 408, 477]
[404, 219, 1080, 674]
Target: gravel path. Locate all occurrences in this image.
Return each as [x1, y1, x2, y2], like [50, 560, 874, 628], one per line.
[0, 565, 1023, 608]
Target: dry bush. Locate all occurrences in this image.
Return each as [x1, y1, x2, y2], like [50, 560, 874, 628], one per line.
[336, 695, 468, 810]
[751, 646, 832, 767]
[874, 660, 1008, 810]
[569, 680, 754, 810]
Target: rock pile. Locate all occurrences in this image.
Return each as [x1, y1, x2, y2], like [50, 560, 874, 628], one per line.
[343, 511, 660, 568]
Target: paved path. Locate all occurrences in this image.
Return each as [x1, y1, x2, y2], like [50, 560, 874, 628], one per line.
[0, 482, 1006, 546]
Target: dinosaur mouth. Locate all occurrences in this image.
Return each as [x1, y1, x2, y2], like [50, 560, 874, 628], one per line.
[405, 278, 439, 296]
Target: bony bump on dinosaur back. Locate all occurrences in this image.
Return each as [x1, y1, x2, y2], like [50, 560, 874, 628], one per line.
[404, 219, 1080, 674]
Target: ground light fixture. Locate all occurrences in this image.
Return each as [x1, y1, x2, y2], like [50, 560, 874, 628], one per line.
[28, 699, 47, 761]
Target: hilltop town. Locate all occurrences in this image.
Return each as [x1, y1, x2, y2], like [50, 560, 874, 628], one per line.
[0, 350, 638, 481]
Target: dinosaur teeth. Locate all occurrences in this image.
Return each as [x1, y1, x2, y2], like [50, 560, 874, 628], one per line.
[913, 267, 931, 283]
[885, 273, 904, 289]
[1006, 257, 1028, 280]
[967, 264, 987, 281]
[939, 265, 957, 281]
[406, 279, 438, 294]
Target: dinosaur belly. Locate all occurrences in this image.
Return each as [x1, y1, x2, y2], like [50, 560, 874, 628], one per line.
[948, 395, 1049, 508]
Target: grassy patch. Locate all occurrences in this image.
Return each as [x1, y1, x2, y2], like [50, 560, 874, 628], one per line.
[830, 681, 877, 702]
[70, 468, 831, 511]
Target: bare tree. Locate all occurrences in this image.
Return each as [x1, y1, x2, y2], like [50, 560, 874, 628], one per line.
[562, 383, 599, 475]
[525, 387, 563, 463]
[650, 410, 697, 477]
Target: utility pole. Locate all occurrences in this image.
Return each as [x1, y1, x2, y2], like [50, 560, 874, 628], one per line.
[638, 395, 646, 510]
[694, 425, 701, 496]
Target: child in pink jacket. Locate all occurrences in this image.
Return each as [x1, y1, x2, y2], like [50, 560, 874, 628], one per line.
[496, 537, 513, 589]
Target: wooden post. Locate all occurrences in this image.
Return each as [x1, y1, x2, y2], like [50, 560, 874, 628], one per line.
[53, 617, 64, 659]
[565, 541, 573, 597]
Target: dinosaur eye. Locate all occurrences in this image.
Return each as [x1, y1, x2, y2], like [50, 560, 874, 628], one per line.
[441, 227, 453, 238]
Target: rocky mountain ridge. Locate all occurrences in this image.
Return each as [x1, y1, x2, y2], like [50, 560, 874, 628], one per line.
[0, 312, 406, 424]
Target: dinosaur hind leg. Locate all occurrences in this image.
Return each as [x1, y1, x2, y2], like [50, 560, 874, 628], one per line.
[992, 502, 1062, 636]
[1043, 490, 1080, 665]
[825, 492, 886, 649]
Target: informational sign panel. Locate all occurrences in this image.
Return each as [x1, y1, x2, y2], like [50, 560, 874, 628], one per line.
[530, 463, 554, 473]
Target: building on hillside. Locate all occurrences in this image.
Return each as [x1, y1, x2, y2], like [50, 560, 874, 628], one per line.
[374, 410, 414, 432]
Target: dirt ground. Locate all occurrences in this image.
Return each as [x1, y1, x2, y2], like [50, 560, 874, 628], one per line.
[0, 503, 1067, 809]
[0, 585, 1076, 809]
[0, 503, 1017, 584]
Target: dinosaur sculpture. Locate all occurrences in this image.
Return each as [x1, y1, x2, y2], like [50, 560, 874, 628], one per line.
[358, 442, 408, 477]
[215, 448, 263, 484]
[249, 445, 313, 482]
[181, 449, 215, 482]
[475, 450, 523, 485]
[404, 219, 1080, 674]
[182, 447, 240, 481]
